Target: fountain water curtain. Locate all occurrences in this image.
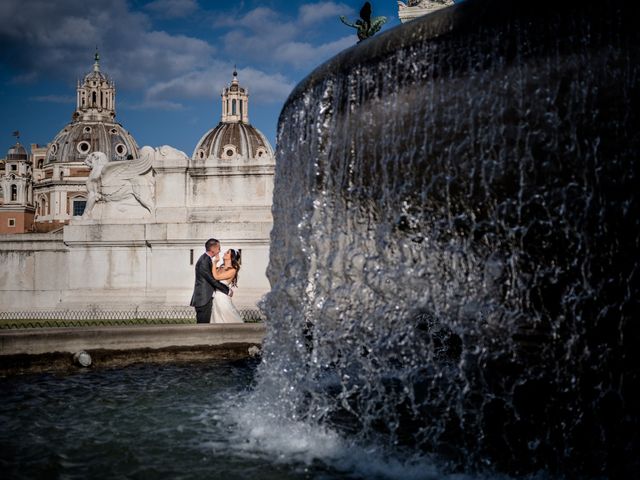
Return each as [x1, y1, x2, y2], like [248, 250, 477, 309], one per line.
[253, 0, 638, 477]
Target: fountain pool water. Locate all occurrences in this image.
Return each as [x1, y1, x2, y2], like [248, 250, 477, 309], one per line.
[1, 361, 262, 479]
[1, 360, 523, 480]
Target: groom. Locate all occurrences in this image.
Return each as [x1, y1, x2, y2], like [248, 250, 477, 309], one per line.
[190, 238, 233, 324]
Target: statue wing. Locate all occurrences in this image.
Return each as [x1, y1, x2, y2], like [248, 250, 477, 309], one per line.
[99, 152, 153, 186]
[360, 2, 372, 23]
[371, 16, 387, 33]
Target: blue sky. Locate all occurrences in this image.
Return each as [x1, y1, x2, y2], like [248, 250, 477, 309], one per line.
[0, 1, 458, 156]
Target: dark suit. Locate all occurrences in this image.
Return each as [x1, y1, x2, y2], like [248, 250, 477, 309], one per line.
[190, 253, 231, 323]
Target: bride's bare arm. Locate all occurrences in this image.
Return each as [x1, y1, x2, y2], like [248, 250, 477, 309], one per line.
[212, 265, 236, 281]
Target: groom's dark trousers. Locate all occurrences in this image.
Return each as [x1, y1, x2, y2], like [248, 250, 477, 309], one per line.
[190, 253, 230, 323]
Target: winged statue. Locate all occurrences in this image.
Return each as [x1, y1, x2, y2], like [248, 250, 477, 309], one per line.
[340, 2, 387, 42]
[82, 146, 155, 219]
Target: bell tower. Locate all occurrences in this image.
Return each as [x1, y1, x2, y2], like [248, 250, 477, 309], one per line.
[0, 136, 35, 233]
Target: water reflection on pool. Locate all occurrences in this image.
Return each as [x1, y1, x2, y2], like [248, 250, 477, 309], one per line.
[0, 360, 344, 480]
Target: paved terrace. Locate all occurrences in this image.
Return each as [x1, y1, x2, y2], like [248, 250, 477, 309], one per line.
[0, 323, 266, 374]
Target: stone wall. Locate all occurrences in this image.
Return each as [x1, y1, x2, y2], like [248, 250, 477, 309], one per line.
[0, 233, 67, 307]
[0, 224, 271, 311]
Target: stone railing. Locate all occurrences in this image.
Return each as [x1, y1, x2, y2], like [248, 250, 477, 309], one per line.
[0, 307, 265, 329]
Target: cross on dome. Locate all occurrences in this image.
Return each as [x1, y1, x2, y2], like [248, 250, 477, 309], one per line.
[93, 47, 100, 72]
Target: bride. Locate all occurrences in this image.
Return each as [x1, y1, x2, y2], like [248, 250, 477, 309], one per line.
[210, 249, 244, 323]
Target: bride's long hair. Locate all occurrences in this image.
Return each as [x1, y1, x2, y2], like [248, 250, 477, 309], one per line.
[228, 249, 241, 287]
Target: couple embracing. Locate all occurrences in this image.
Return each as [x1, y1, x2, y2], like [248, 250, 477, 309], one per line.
[190, 238, 243, 323]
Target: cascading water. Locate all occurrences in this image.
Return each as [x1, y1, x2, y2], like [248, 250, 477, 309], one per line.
[242, 0, 639, 477]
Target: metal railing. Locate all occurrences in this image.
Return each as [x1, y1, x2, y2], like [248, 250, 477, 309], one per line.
[0, 307, 265, 329]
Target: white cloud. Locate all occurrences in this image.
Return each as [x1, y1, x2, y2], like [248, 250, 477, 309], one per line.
[298, 2, 352, 25]
[237, 7, 280, 29]
[214, 6, 281, 29]
[217, 2, 355, 69]
[237, 67, 297, 103]
[146, 70, 214, 101]
[0, 0, 211, 91]
[145, 63, 295, 107]
[106, 31, 214, 90]
[274, 35, 354, 67]
[144, 0, 198, 19]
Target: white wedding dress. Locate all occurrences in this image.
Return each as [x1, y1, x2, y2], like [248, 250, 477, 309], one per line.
[210, 280, 243, 323]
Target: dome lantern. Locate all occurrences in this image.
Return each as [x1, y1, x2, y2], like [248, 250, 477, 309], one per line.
[76, 49, 116, 123]
[221, 67, 249, 124]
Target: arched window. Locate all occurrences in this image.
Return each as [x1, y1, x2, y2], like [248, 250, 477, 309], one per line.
[232, 99, 236, 115]
[240, 99, 243, 119]
[11, 185, 17, 201]
[92, 91, 97, 105]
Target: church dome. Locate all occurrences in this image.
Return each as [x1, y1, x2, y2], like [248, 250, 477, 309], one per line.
[192, 69, 274, 163]
[6, 142, 28, 161]
[44, 52, 139, 164]
[45, 121, 139, 164]
[193, 122, 273, 161]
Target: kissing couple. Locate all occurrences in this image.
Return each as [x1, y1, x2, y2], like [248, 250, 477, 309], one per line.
[190, 238, 244, 323]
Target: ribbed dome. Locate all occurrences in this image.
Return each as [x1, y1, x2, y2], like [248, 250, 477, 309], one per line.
[6, 142, 28, 161]
[45, 121, 139, 164]
[43, 52, 137, 164]
[192, 122, 274, 161]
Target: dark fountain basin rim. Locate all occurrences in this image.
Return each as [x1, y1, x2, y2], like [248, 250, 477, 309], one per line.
[279, 0, 623, 117]
[281, 0, 470, 114]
